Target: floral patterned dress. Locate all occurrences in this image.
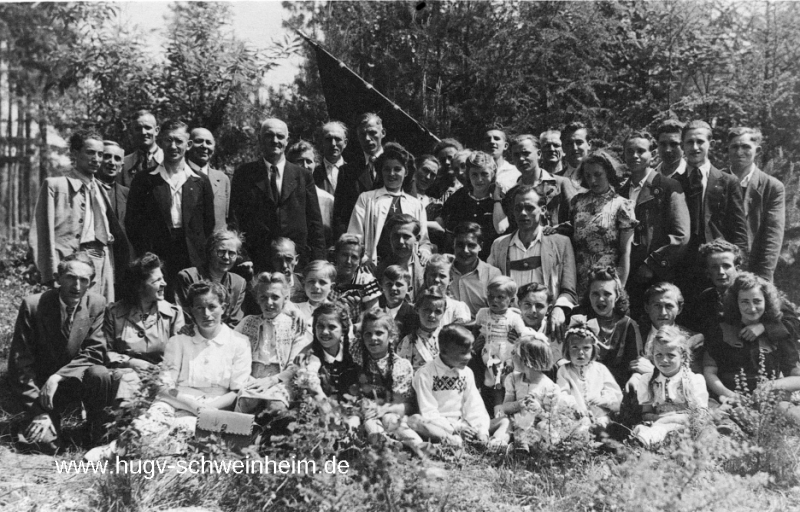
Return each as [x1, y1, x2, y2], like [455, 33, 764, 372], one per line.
[570, 189, 636, 296]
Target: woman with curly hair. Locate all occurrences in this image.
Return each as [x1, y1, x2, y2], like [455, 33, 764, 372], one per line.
[569, 150, 637, 296]
[704, 272, 800, 399]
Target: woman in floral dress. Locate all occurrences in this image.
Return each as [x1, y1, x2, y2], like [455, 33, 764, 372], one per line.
[569, 150, 636, 297]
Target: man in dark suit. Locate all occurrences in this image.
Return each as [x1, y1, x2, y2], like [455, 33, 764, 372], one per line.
[673, 120, 748, 302]
[118, 110, 163, 187]
[187, 127, 231, 231]
[126, 120, 215, 299]
[7, 252, 111, 451]
[99, 141, 129, 228]
[231, 118, 325, 273]
[332, 113, 386, 238]
[313, 121, 348, 196]
[620, 131, 690, 318]
[726, 127, 785, 281]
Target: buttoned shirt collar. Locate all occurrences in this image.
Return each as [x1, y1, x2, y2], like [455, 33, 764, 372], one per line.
[451, 259, 482, 278]
[738, 165, 757, 189]
[324, 157, 344, 170]
[323, 157, 343, 190]
[191, 329, 226, 346]
[59, 296, 79, 324]
[149, 161, 199, 180]
[364, 149, 383, 165]
[510, 227, 542, 251]
[628, 168, 655, 203]
[658, 158, 687, 178]
[322, 344, 345, 364]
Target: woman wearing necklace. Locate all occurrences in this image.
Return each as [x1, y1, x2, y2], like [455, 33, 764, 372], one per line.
[103, 253, 185, 403]
[175, 229, 246, 328]
[442, 151, 499, 260]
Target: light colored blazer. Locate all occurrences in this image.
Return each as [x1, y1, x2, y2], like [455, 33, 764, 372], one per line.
[738, 167, 785, 281]
[207, 167, 231, 231]
[487, 231, 577, 309]
[29, 174, 128, 284]
[347, 187, 432, 264]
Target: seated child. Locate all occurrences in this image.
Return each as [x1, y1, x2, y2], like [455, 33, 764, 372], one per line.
[294, 260, 337, 340]
[641, 282, 704, 374]
[517, 282, 563, 375]
[235, 272, 310, 416]
[476, 276, 533, 407]
[423, 253, 472, 326]
[301, 302, 359, 400]
[556, 319, 622, 426]
[449, 222, 502, 317]
[84, 282, 252, 461]
[379, 265, 417, 341]
[350, 309, 416, 447]
[376, 214, 425, 302]
[331, 234, 382, 324]
[407, 325, 493, 447]
[574, 265, 643, 387]
[628, 325, 709, 447]
[397, 286, 449, 371]
[492, 335, 567, 448]
[704, 272, 800, 400]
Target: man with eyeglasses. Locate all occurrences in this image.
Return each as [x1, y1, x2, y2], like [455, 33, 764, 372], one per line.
[126, 120, 215, 300]
[186, 127, 231, 231]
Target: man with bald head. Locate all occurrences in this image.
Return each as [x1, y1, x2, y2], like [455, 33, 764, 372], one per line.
[187, 127, 230, 231]
[231, 118, 325, 272]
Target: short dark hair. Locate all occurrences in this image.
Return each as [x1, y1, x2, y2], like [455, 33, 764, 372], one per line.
[374, 142, 415, 179]
[438, 324, 474, 352]
[385, 213, 421, 238]
[563, 121, 588, 139]
[727, 127, 763, 146]
[654, 119, 684, 140]
[186, 280, 229, 308]
[681, 120, 713, 141]
[57, 251, 96, 280]
[381, 264, 411, 285]
[120, 252, 163, 305]
[432, 138, 463, 155]
[159, 120, 189, 136]
[286, 139, 319, 165]
[624, 131, 655, 149]
[69, 130, 103, 152]
[517, 282, 553, 303]
[698, 239, 743, 269]
[511, 184, 541, 205]
[512, 134, 540, 150]
[452, 221, 484, 246]
[643, 282, 684, 309]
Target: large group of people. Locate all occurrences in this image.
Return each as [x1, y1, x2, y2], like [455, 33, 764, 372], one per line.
[7, 109, 795, 458]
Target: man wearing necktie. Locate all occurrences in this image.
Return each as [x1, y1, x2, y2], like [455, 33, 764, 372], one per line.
[30, 130, 128, 302]
[332, 113, 386, 239]
[674, 120, 747, 305]
[118, 110, 164, 187]
[126, 120, 215, 301]
[186, 127, 231, 232]
[313, 121, 349, 196]
[231, 118, 325, 273]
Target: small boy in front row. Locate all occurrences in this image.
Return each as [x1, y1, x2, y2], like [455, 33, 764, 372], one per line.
[379, 265, 417, 341]
[408, 325, 503, 447]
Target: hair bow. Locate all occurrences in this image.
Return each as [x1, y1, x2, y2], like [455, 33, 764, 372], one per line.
[565, 315, 608, 349]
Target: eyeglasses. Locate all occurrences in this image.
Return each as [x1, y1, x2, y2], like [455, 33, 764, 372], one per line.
[216, 250, 238, 259]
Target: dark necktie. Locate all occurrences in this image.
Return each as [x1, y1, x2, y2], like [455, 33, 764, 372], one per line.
[270, 165, 280, 203]
[687, 167, 704, 237]
[63, 305, 76, 338]
[89, 181, 109, 244]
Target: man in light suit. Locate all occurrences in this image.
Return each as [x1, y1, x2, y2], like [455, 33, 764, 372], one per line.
[7, 252, 111, 451]
[187, 127, 230, 231]
[673, 120, 748, 302]
[725, 127, 785, 281]
[125, 120, 215, 300]
[29, 130, 128, 302]
[118, 110, 164, 187]
[231, 118, 325, 273]
[488, 186, 576, 339]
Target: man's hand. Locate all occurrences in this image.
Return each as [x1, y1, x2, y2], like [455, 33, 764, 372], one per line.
[418, 250, 432, 266]
[24, 414, 55, 443]
[550, 307, 566, 341]
[542, 226, 558, 236]
[740, 323, 765, 342]
[629, 356, 654, 375]
[39, 374, 64, 411]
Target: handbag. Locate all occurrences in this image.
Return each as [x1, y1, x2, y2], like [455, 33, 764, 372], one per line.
[195, 409, 258, 450]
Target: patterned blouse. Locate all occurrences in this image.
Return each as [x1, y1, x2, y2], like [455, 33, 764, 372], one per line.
[570, 189, 636, 296]
[355, 352, 414, 402]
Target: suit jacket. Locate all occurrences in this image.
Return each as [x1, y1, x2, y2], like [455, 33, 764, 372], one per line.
[207, 167, 231, 231]
[619, 171, 690, 280]
[118, 147, 164, 188]
[6, 289, 107, 416]
[725, 167, 785, 281]
[332, 158, 380, 239]
[29, 174, 130, 284]
[675, 164, 748, 255]
[125, 165, 215, 268]
[501, 171, 578, 234]
[230, 159, 326, 272]
[487, 231, 577, 309]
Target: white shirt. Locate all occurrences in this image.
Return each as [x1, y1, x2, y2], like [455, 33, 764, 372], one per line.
[323, 158, 344, 192]
[507, 229, 544, 285]
[495, 160, 521, 191]
[151, 163, 198, 228]
[739, 165, 757, 189]
[657, 159, 687, 179]
[263, 156, 286, 195]
[322, 344, 344, 364]
[693, 161, 712, 199]
[627, 168, 655, 205]
[74, 175, 109, 244]
[187, 159, 209, 176]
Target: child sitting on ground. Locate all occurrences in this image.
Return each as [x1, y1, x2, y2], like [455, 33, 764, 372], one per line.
[235, 272, 309, 417]
[379, 265, 417, 341]
[350, 309, 417, 448]
[628, 325, 709, 447]
[556, 318, 622, 426]
[407, 324, 494, 448]
[477, 276, 533, 408]
[294, 260, 337, 341]
[641, 282, 704, 374]
[517, 283, 563, 378]
[423, 253, 472, 326]
[397, 286, 449, 371]
[300, 302, 359, 400]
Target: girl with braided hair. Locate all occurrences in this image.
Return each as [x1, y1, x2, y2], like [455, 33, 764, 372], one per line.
[556, 317, 623, 426]
[627, 325, 709, 447]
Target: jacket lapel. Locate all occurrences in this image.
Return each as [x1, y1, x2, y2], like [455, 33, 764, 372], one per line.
[182, 175, 201, 225]
[152, 175, 173, 229]
[67, 295, 92, 357]
[636, 173, 656, 208]
[281, 163, 299, 203]
[208, 168, 221, 196]
[253, 160, 271, 202]
[744, 167, 765, 217]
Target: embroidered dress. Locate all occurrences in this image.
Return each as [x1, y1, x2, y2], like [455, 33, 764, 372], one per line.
[476, 308, 531, 388]
[556, 361, 622, 418]
[397, 329, 440, 371]
[354, 352, 413, 403]
[570, 189, 636, 296]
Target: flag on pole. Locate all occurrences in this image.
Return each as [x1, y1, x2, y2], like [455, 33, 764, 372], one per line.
[295, 30, 440, 157]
